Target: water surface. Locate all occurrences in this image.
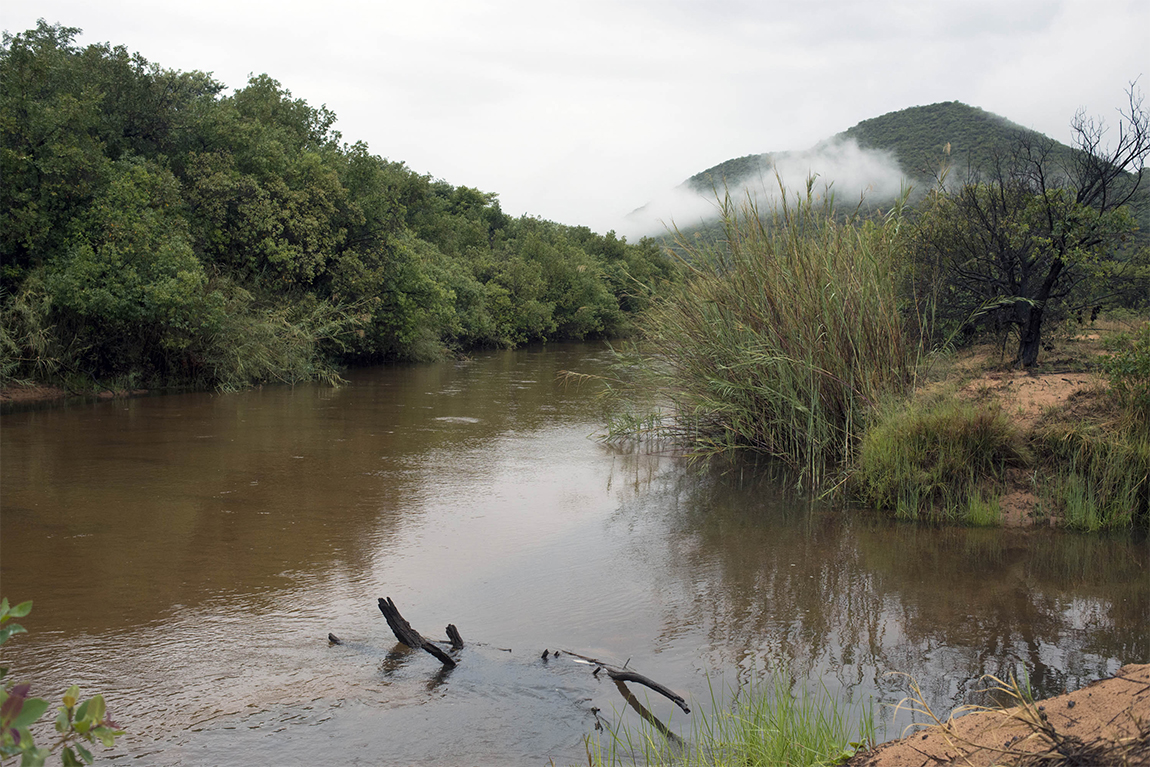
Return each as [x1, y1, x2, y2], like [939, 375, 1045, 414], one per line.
[2, 344, 1146, 765]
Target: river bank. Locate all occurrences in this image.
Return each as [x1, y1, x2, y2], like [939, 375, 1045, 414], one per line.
[849, 664, 1150, 767]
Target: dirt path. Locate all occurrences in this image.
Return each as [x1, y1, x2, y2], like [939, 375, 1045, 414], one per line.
[850, 664, 1150, 766]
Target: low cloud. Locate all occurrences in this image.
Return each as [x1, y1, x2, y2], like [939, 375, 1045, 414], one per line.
[622, 137, 909, 238]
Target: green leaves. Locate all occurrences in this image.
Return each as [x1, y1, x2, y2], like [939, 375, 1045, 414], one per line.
[0, 598, 32, 646]
[0, 600, 125, 765]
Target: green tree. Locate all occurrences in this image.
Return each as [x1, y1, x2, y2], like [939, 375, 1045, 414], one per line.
[45, 157, 206, 378]
[0, 22, 110, 290]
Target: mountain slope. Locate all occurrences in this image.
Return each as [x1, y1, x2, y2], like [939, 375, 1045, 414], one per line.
[648, 101, 1147, 240]
[685, 102, 1041, 194]
[838, 101, 1039, 179]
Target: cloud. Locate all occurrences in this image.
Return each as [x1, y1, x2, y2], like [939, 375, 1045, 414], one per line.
[621, 137, 908, 238]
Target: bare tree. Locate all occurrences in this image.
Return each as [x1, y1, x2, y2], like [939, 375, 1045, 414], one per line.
[916, 82, 1150, 366]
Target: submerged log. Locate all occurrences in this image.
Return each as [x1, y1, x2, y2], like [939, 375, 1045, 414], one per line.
[606, 669, 690, 714]
[614, 680, 682, 742]
[561, 650, 690, 714]
[377, 597, 457, 667]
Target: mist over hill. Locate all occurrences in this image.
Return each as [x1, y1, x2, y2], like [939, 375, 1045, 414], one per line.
[624, 102, 1062, 237]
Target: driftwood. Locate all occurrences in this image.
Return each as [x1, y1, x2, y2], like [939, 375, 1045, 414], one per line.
[446, 623, 464, 650]
[352, 600, 689, 727]
[377, 597, 457, 668]
[613, 680, 682, 742]
[552, 650, 690, 714]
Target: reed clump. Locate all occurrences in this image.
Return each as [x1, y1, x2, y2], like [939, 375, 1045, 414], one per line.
[1032, 413, 1149, 531]
[616, 183, 914, 482]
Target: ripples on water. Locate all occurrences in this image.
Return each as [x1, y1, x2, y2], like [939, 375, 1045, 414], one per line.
[2, 344, 1146, 765]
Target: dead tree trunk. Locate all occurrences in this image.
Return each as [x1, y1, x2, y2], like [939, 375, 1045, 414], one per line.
[377, 597, 457, 668]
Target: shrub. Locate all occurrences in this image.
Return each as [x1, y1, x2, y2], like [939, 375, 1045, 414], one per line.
[1100, 321, 1150, 425]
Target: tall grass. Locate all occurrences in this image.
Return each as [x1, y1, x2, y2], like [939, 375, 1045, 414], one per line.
[613, 182, 914, 481]
[590, 673, 873, 767]
[195, 282, 352, 391]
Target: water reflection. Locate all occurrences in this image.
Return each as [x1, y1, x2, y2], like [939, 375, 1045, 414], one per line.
[616, 453, 1147, 715]
[1, 344, 1146, 765]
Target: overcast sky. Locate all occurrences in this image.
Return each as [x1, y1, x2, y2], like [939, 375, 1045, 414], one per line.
[2, 0, 1147, 237]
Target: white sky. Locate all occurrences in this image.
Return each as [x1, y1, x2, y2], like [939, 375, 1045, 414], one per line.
[2, 0, 1147, 237]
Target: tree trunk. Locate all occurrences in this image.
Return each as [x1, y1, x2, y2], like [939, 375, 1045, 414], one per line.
[1017, 257, 1064, 368]
[1017, 303, 1045, 367]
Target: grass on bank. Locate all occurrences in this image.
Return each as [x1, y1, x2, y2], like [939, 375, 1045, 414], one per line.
[589, 674, 874, 767]
[853, 394, 1030, 523]
[607, 182, 914, 484]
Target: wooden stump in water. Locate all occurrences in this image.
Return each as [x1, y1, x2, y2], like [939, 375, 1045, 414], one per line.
[377, 597, 457, 668]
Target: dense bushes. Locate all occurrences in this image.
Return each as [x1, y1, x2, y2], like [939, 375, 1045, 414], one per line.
[0, 22, 676, 390]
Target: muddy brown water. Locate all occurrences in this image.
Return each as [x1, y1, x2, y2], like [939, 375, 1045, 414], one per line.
[1, 343, 1146, 766]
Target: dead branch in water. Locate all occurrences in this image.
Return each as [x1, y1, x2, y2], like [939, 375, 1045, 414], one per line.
[377, 597, 457, 668]
[554, 649, 691, 714]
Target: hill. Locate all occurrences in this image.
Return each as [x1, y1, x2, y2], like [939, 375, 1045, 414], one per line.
[686, 102, 1044, 194]
[646, 100, 1147, 239]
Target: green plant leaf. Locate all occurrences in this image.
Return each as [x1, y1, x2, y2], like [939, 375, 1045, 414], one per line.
[77, 694, 105, 725]
[0, 624, 27, 645]
[6, 601, 32, 619]
[20, 744, 52, 767]
[11, 696, 50, 728]
[62, 685, 79, 709]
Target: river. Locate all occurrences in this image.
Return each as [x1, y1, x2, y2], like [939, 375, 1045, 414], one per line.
[1, 343, 1146, 765]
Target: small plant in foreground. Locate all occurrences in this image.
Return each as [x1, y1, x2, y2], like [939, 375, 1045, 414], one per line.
[1, 599, 124, 766]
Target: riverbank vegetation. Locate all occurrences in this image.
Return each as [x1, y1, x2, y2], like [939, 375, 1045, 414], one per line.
[591, 673, 873, 767]
[0, 22, 676, 393]
[606, 85, 1150, 527]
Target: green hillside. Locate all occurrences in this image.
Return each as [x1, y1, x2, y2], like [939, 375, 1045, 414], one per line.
[672, 100, 1147, 237]
[685, 152, 771, 193]
[838, 101, 1039, 179]
[686, 102, 1043, 194]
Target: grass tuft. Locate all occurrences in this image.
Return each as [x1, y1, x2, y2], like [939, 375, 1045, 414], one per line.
[589, 673, 873, 767]
[854, 394, 1030, 522]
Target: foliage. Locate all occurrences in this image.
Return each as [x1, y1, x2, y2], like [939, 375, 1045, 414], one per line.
[1100, 321, 1150, 421]
[909, 85, 1150, 367]
[1, 599, 124, 766]
[608, 182, 914, 481]
[1032, 409, 1149, 530]
[854, 395, 1031, 521]
[0, 21, 676, 391]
